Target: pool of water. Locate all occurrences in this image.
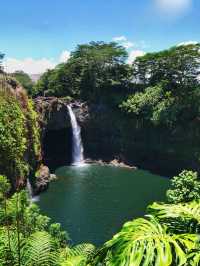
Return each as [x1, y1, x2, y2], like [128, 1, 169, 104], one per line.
[39, 164, 169, 245]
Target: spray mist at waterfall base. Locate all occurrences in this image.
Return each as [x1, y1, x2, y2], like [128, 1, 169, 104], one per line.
[26, 179, 40, 202]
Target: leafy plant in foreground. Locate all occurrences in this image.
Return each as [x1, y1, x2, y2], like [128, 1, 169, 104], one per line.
[148, 200, 200, 234]
[0, 175, 94, 266]
[91, 216, 197, 266]
[60, 243, 95, 266]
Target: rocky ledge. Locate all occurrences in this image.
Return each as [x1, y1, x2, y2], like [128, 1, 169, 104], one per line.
[34, 165, 57, 194]
[34, 97, 89, 132]
[85, 158, 137, 170]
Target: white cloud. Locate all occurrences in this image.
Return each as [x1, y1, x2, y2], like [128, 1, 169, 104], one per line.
[155, 0, 192, 15]
[112, 36, 149, 50]
[121, 41, 134, 49]
[127, 50, 145, 64]
[4, 50, 71, 74]
[177, 41, 198, 46]
[112, 36, 127, 42]
[59, 50, 71, 63]
[113, 36, 134, 49]
[4, 58, 56, 74]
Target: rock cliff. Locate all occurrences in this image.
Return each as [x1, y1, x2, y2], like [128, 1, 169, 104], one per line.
[34, 97, 200, 176]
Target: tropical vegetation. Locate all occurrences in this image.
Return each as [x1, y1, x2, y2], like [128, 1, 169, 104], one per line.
[1, 42, 200, 265]
[11, 71, 34, 95]
[1, 171, 200, 265]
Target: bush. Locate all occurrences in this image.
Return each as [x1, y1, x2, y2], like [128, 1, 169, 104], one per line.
[166, 170, 200, 203]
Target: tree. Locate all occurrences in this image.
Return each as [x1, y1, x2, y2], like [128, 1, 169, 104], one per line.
[0, 53, 4, 72]
[120, 82, 178, 127]
[12, 71, 34, 95]
[133, 43, 200, 88]
[34, 42, 131, 102]
[68, 41, 129, 101]
[121, 44, 200, 127]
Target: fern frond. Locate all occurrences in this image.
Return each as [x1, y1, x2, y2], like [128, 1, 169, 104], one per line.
[60, 243, 95, 266]
[22, 231, 59, 266]
[68, 243, 95, 258]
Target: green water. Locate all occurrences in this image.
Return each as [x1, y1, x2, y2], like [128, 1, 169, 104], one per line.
[39, 164, 169, 245]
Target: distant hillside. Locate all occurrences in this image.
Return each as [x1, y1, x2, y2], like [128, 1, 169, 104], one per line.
[30, 74, 41, 82]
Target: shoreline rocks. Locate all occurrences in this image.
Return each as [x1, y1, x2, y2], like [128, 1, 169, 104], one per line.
[84, 158, 137, 170]
[109, 159, 137, 169]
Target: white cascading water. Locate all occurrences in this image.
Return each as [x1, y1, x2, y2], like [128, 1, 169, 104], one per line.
[26, 179, 39, 202]
[67, 105, 84, 165]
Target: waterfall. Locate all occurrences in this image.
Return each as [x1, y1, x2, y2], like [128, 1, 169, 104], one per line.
[67, 105, 84, 165]
[26, 179, 39, 202]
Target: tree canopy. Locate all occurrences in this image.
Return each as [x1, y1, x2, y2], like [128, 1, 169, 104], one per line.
[121, 43, 200, 127]
[132, 44, 200, 88]
[34, 42, 131, 102]
[12, 71, 34, 95]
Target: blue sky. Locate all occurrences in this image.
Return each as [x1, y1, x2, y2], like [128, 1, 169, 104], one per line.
[1, 0, 199, 73]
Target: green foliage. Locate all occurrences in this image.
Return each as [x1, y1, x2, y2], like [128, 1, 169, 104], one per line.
[133, 43, 200, 87]
[187, 250, 200, 266]
[0, 77, 41, 186]
[148, 201, 200, 234]
[25, 99, 41, 171]
[60, 243, 95, 266]
[166, 170, 200, 203]
[121, 43, 200, 128]
[34, 42, 130, 103]
[12, 71, 34, 95]
[1, 170, 200, 265]
[2, 41, 200, 265]
[0, 91, 28, 184]
[49, 223, 69, 248]
[0, 176, 95, 266]
[91, 216, 197, 266]
[0, 229, 59, 266]
[121, 80, 200, 128]
[0, 174, 11, 198]
[90, 170, 200, 265]
[22, 231, 59, 266]
[120, 82, 178, 126]
[0, 53, 4, 72]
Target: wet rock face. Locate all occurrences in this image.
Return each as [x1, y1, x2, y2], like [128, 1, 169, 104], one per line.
[34, 97, 200, 177]
[34, 97, 89, 131]
[34, 97, 71, 131]
[34, 97, 89, 170]
[70, 101, 90, 125]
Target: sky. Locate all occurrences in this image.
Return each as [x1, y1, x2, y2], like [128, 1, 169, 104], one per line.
[1, 0, 199, 74]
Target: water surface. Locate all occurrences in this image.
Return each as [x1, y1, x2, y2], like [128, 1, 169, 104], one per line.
[39, 165, 169, 245]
